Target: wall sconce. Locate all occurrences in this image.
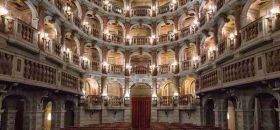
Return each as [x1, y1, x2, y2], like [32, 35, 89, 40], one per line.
[150, 64, 156, 71]
[126, 64, 132, 73]
[0, 7, 8, 15]
[102, 61, 109, 72]
[82, 56, 89, 69]
[270, 7, 279, 15]
[192, 55, 200, 69]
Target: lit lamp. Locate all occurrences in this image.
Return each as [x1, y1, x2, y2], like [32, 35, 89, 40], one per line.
[102, 61, 109, 73]
[82, 56, 89, 69]
[0, 7, 8, 16]
[171, 61, 178, 73]
[228, 32, 235, 50]
[126, 64, 132, 74]
[126, 35, 131, 45]
[150, 64, 156, 73]
[64, 48, 71, 62]
[192, 55, 200, 69]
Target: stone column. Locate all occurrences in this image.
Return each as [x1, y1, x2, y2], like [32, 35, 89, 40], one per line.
[234, 5, 242, 49]
[152, 0, 156, 17]
[174, 45, 180, 73]
[101, 76, 107, 95]
[4, 109, 17, 130]
[235, 109, 254, 130]
[152, 21, 157, 45]
[27, 99, 44, 130]
[52, 102, 66, 130]
[151, 78, 157, 122]
[213, 24, 219, 45]
[102, 16, 108, 33]
[196, 37, 201, 55]
[151, 50, 158, 75]
[101, 46, 108, 73]
[124, 50, 131, 76]
[125, 22, 130, 45]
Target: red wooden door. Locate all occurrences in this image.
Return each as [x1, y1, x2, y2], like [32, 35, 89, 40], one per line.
[131, 97, 151, 129]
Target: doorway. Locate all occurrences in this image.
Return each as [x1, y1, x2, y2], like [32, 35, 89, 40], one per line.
[205, 99, 215, 126]
[130, 83, 151, 129]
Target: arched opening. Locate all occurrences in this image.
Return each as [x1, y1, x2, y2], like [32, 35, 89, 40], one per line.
[158, 21, 176, 43]
[1, 95, 27, 130]
[251, 93, 279, 130]
[180, 77, 196, 105]
[82, 12, 101, 37]
[129, 25, 152, 45]
[83, 78, 99, 96]
[83, 45, 100, 70]
[130, 83, 151, 129]
[41, 16, 59, 53]
[226, 97, 237, 130]
[130, 0, 152, 16]
[106, 50, 124, 73]
[158, 80, 177, 106]
[64, 0, 81, 26]
[64, 101, 75, 127]
[201, 37, 217, 64]
[104, 0, 124, 14]
[63, 33, 79, 64]
[158, 50, 176, 74]
[104, 21, 124, 44]
[42, 99, 53, 130]
[130, 54, 152, 74]
[179, 44, 197, 70]
[180, 17, 197, 37]
[219, 18, 236, 55]
[246, 0, 273, 24]
[205, 99, 215, 126]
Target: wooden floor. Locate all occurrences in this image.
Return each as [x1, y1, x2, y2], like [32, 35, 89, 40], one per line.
[61, 122, 228, 130]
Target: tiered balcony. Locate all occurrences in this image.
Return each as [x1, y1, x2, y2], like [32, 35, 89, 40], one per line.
[131, 36, 150, 45]
[131, 8, 151, 17]
[217, 39, 235, 56]
[201, 69, 218, 89]
[180, 26, 197, 38]
[107, 96, 123, 107]
[131, 66, 150, 75]
[181, 60, 192, 71]
[91, 61, 100, 71]
[158, 34, 177, 44]
[179, 95, 196, 110]
[85, 95, 103, 109]
[108, 64, 123, 74]
[103, 34, 123, 44]
[241, 17, 272, 48]
[158, 3, 170, 14]
[158, 64, 171, 74]
[0, 49, 81, 93]
[159, 96, 174, 107]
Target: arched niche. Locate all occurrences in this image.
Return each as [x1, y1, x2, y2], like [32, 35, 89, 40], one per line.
[180, 77, 196, 96]
[84, 78, 99, 96]
[157, 80, 177, 97]
[157, 50, 175, 65]
[107, 50, 124, 65]
[106, 80, 123, 97]
[130, 83, 152, 97]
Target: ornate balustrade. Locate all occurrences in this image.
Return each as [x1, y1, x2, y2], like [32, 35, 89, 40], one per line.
[16, 19, 37, 44]
[159, 96, 173, 106]
[180, 26, 196, 37]
[222, 57, 255, 83]
[158, 3, 170, 14]
[181, 60, 192, 71]
[91, 27, 100, 38]
[108, 96, 123, 107]
[72, 53, 80, 66]
[158, 64, 171, 74]
[0, 51, 13, 76]
[131, 66, 150, 74]
[201, 69, 218, 88]
[112, 5, 124, 15]
[108, 64, 123, 74]
[103, 34, 123, 44]
[218, 38, 235, 56]
[87, 95, 102, 106]
[241, 17, 272, 44]
[158, 34, 177, 44]
[131, 8, 151, 16]
[131, 36, 150, 45]
[91, 61, 100, 71]
[24, 59, 56, 85]
[179, 94, 195, 106]
[53, 43, 62, 57]
[61, 72, 79, 90]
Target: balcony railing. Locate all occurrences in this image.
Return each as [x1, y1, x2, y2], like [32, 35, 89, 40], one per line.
[158, 3, 170, 14]
[218, 39, 235, 56]
[180, 26, 197, 37]
[241, 17, 272, 44]
[108, 64, 123, 74]
[107, 96, 123, 107]
[72, 53, 80, 66]
[158, 64, 171, 74]
[131, 66, 150, 74]
[181, 60, 192, 71]
[201, 69, 218, 88]
[131, 8, 151, 16]
[179, 94, 195, 106]
[24, 59, 56, 85]
[131, 36, 150, 45]
[222, 57, 255, 83]
[61, 72, 79, 90]
[158, 34, 177, 44]
[91, 61, 100, 71]
[159, 96, 173, 106]
[87, 95, 102, 106]
[103, 34, 123, 44]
